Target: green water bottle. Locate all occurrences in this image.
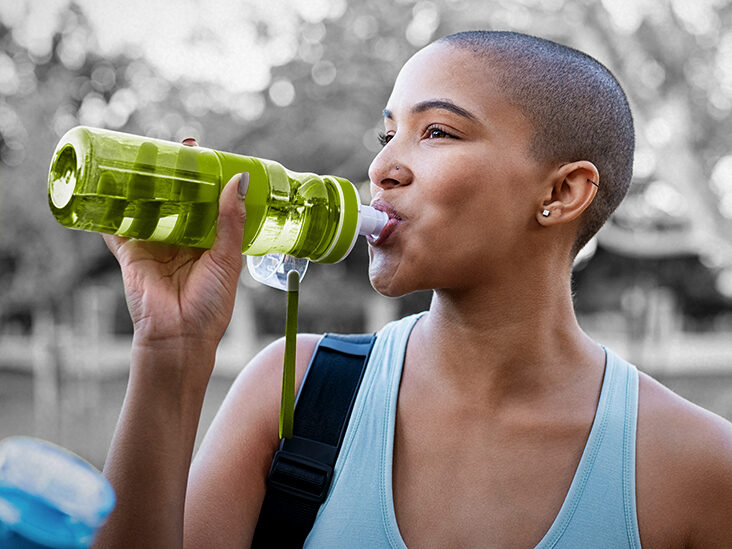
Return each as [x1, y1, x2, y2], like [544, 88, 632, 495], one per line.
[48, 126, 387, 289]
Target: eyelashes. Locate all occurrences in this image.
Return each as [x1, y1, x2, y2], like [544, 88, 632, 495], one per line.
[425, 127, 451, 140]
[376, 126, 455, 147]
[377, 131, 391, 147]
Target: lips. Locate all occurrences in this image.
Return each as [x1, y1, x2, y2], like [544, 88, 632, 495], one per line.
[368, 199, 402, 246]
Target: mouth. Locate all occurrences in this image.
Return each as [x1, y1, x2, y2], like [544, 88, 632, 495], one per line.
[367, 199, 402, 246]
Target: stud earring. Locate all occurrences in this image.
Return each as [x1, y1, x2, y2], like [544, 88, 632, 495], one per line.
[541, 209, 550, 217]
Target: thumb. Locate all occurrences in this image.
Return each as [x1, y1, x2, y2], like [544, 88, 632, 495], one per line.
[210, 172, 248, 269]
[101, 233, 130, 263]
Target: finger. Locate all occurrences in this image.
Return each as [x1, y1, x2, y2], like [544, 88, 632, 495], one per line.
[102, 233, 128, 259]
[209, 172, 248, 271]
[182, 137, 199, 147]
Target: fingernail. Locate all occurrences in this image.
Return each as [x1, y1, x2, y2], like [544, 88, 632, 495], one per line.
[238, 172, 249, 199]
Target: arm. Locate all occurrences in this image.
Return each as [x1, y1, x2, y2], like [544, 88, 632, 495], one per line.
[183, 334, 320, 547]
[679, 404, 732, 548]
[94, 173, 248, 548]
[636, 373, 732, 548]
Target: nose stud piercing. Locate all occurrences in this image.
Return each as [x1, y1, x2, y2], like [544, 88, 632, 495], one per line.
[542, 209, 550, 217]
[395, 165, 400, 171]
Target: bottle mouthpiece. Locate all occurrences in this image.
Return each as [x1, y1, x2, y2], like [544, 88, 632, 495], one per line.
[359, 205, 388, 239]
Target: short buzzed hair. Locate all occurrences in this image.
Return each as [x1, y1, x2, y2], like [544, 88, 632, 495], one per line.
[439, 31, 635, 258]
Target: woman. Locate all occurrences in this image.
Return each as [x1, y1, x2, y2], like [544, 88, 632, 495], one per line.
[95, 31, 732, 548]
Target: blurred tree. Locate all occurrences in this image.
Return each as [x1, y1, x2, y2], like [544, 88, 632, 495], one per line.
[0, 9, 166, 326]
[2, 0, 732, 334]
[588, 2, 732, 267]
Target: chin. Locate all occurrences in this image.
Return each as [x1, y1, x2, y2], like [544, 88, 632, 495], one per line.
[371, 283, 409, 299]
[369, 271, 404, 298]
[369, 244, 444, 297]
[368, 260, 425, 298]
[367, 262, 407, 297]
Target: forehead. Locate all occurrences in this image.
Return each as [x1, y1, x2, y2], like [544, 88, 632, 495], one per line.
[386, 42, 526, 129]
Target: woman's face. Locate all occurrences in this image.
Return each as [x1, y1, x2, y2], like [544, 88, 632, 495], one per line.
[367, 42, 550, 297]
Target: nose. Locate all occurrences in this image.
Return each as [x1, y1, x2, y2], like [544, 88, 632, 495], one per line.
[368, 147, 413, 192]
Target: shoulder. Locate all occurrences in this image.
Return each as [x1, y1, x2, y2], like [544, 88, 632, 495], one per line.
[636, 371, 732, 475]
[228, 333, 323, 434]
[242, 333, 323, 389]
[636, 370, 732, 548]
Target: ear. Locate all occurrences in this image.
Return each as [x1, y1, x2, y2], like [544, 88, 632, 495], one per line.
[536, 161, 599, 226]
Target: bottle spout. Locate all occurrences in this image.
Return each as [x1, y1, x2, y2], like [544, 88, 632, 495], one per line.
[359, 205, 388, 239]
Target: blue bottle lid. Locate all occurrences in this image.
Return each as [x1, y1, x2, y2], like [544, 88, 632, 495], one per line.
[0, 437, 115, 548]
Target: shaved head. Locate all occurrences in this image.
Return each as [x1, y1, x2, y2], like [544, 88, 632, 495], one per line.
[439, 31, 635, 257]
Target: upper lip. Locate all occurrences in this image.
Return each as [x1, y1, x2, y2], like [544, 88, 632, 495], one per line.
[370, 199, 403, 221]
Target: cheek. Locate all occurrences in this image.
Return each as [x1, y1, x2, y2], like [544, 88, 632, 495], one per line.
[418, 157, 502, 225]
[426, 197, 527, 270]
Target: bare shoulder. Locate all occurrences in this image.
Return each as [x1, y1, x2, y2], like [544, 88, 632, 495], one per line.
[637, 371, 732, 474]
[183, 333, 321, 548]
[218, 333, 323, 439]
[205, 333, 323, 448]
[234, 332, 323, 407]
[636, 371, 732, 548]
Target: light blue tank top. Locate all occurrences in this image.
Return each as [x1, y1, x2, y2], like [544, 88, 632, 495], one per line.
[305, 313, 642, 548]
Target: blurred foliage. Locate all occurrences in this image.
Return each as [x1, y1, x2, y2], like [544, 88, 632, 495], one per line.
[1, 0, 732, 334]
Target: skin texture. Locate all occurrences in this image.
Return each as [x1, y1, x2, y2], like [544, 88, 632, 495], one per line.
[94, 43, 732, 548]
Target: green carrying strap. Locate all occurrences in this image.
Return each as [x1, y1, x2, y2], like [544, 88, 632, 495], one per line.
[279, 270, 299, 439]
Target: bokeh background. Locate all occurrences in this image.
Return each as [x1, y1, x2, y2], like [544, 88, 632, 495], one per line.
[1, 0, 732, 469]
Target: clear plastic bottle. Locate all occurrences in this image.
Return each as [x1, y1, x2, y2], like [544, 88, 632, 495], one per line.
[48, 126, 387, 288]
[0, 437, 115, 548]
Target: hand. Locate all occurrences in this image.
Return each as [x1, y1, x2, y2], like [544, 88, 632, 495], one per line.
[103, 140, 248, 349]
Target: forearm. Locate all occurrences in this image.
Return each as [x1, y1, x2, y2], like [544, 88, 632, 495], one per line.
[95, 338, 217, 549]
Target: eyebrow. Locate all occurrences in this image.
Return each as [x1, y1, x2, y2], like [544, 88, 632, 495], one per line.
[383, 99, 478, 122]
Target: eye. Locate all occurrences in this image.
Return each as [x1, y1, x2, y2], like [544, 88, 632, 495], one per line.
[377, 131, 393, 147]
[425, 125, 454, 140]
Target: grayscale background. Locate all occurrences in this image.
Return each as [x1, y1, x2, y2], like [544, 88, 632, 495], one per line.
[1, 0, 731, 469]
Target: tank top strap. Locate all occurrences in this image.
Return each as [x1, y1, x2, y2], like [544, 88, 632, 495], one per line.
[536, 347, 641, 549]
[304, 313, 422, 548]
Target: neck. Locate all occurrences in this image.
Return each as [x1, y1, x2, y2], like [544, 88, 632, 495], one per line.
[410, 265, 603, 404]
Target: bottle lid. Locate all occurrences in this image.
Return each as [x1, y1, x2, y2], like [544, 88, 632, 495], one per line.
[0, 437, 115, 548]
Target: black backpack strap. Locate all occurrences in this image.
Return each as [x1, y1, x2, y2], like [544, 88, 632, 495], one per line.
[251, 333, 377, 548]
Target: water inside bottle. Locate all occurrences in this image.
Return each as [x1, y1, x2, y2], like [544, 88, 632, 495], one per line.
[49, 135, 345, 259]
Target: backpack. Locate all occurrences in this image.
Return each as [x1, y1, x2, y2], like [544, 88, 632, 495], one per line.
[251, 333, 377, 548]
